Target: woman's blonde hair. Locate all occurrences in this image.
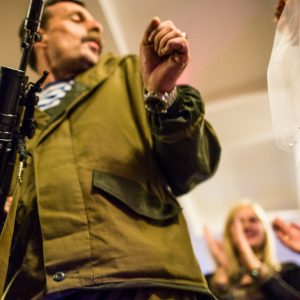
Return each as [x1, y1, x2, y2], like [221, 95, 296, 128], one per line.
[223, 200, 279, 280]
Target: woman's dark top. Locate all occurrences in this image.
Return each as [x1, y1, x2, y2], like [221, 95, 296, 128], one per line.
[206, 262, 300, 300]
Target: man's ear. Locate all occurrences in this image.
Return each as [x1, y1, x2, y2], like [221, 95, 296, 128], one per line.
[34, 28, 48, 49]
[32, 27, 53, 77]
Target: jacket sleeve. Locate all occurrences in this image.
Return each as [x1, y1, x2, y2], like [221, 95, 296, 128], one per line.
[260, 263, 300, 300]
[147, 85, 221, 196]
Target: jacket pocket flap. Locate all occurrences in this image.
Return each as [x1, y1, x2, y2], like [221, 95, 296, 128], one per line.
[92, 170, 179, 220]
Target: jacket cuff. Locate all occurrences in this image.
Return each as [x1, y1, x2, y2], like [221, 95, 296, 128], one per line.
[147, 85, 205, 140]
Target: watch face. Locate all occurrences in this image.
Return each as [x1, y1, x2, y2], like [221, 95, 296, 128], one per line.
[144, 96, 168, 113]
[249, 268, 260, 278]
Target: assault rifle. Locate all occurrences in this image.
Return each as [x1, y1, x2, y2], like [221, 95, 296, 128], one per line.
[0, 0, 47, 229]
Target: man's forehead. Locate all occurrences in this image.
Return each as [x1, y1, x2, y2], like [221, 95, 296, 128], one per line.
[44, 0, 97, 27]
[45, 0, 85, 8]
[46, 1, 90, 17]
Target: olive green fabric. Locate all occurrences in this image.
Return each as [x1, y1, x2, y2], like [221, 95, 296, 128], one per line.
[0, 184, 20, 297]
[92, 170, 180, 220]
[1, 53, 220, 300]
[49, 287, 213, 299]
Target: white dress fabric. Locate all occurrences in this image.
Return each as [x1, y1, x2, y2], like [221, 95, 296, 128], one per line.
[267, 0, 300, 152]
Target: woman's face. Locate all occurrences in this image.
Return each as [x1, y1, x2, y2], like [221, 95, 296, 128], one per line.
[233, 207, 266, 251]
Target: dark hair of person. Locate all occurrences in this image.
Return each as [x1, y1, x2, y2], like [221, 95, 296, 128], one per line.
[274, 0, 286, 21]
[19, 0, 85, 71]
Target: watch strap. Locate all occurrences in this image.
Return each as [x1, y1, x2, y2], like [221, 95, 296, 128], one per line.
[144, 87, 177, 113]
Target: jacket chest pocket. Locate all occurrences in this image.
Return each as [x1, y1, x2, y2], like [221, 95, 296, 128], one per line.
[92, 170, 180, 221]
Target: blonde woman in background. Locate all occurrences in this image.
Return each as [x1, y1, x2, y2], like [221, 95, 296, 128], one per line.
[204, 201, 300, 300]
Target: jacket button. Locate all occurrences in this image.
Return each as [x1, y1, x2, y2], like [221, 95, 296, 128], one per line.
[53, 272, 66, 282]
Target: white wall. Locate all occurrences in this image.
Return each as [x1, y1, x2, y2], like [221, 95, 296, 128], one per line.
[179, 90, 300, 272]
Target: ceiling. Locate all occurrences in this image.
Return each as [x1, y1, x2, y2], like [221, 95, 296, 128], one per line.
[1, 0, 299, 238]
[0, 0, 277, 101]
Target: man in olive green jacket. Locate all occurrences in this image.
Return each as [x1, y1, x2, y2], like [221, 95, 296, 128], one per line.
[0, 0, 221, 299]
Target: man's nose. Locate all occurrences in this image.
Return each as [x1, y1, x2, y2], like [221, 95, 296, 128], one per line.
[87, 19, 104, 33]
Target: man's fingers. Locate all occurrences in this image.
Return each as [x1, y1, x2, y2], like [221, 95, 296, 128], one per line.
[142, 16, 160, 45]
[4, 196, 13, 214]
[143, 18, 188, 57]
